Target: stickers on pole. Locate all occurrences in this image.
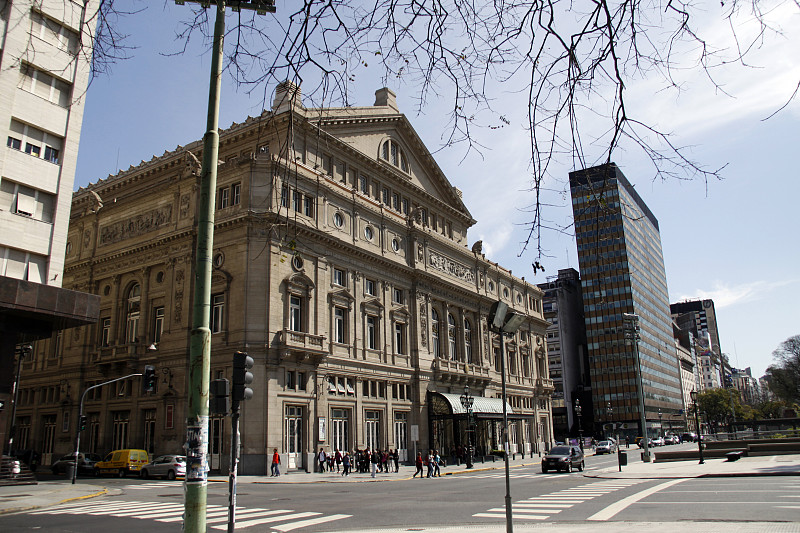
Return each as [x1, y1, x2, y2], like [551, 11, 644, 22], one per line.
[185, 416, 209, 484]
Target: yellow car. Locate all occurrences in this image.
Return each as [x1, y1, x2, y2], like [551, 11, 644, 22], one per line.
[94, 449, 150, 477]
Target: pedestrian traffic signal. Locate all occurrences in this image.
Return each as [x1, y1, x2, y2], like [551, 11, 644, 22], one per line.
[232, 351, 254, 402]
[79, 415, 87, 431]
[210, 378, 230, 416]
[142, 365, 157, 394]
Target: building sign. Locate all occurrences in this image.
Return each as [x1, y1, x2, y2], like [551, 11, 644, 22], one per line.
[318, 417, 326, 441]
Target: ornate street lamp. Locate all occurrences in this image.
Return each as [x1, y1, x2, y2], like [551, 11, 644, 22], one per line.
[690, 390, 704, 464]
[574, 397, 583, 451]
[460, 385, 474, 469]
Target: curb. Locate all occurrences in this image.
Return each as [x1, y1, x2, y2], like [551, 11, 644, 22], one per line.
[0, 487, 108, 516]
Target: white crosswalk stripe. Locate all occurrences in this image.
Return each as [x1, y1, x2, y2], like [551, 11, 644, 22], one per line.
[122, 482, 180, 490]
[472, 479, 648, 522]
[29, 500, 351, 530]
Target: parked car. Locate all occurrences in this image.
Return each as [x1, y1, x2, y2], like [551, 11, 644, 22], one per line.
[542, 445, 584, 473]
[664, 435, 680, 445]
[636, 437, 654, 448]
[94, 449, 149, 477]
[51, 453, 102, 475]
[651, 436, 664, 446]
[140, 455, 186, 480]
[680, 432, 698, 443]
[595, 440, 616, 454]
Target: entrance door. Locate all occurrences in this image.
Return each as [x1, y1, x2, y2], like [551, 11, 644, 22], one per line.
[508, 421, 518, 454]
[394, 412, 408, 462]
[285, 406, 303, 469]
[365, 410, 380, 451]
[331, 409, 349, 454]
[210, 417, 225, 471]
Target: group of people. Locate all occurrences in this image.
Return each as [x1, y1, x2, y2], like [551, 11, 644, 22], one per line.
[413, 449, 444, 478]
[318, 448, 401, 477]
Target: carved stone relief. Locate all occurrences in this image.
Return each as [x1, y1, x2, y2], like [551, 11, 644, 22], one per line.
[180, 194, 191, 218]
[428, 251, 475, 283]
[99, 205, 173, 246]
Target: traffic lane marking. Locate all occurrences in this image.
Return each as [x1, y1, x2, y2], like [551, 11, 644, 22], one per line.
[587, 479, 686, 521]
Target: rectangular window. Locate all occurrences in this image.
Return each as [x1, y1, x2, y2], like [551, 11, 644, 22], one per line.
[101, 318, 111, 347]
[292, 190, 301, 211]
[44, 146, 59, 164]
[7, 137, 21, 150]
[359, 175, 368, 194]
[9, 120, 63, 165]
[25, 143, 41, 157]
[280, 185, 289, 208]
[303, 195, 314, 217]
[287, 369, 295, 390]
[211, 293, 224, 333]
[382, 187, 389, 204]
[366, 316, 377, 350]
[401, 198, 409, 215]
[219, 187, 230, 209]
[289, 295, 303, 332]
[333, 268, 346, 287]
[394, 323, 405, 355]
[334, 307, 346, 343]
[232, 183, 241, 205]
[153, 306, 164, 344]
[392, 193, 400, 211]
[298, 372, 306, 392]
[364, 279, 376, 296]
[392, 288, 404, 305]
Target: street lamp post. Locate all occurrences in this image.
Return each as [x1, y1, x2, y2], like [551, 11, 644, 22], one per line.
[574, 398, 583, 451]
[690, 390, 704, 464]
[608, 402, 622, 472]
[488, 300, 526, 533]
[460, 386, 474, 469]
[658, 409, 663, 439]
[623, 313, 650, 462]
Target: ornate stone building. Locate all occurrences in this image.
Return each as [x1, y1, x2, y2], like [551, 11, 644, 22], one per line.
[16, 83, 554, 473]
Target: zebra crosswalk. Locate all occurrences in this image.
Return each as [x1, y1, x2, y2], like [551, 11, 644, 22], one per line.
[464, 472, 567, 480]
[29, 499, 351, 531]
[473, 479, 648, 522]
[122, 481, 180, 490]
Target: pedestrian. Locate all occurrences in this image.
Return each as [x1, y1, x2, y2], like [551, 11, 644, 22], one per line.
[271, 448, 281, 477]
[433, 450, 441, 477]
[335, 449, 342, 472]
[370, 448, 378, 478]
[342, 452, 351, 476]
[392, 449, 399, 473]
[426, 450, 435, 478]
[413, 452, 424, 478]
[381, 450, 389, 473]
[318, 447, 327, 473]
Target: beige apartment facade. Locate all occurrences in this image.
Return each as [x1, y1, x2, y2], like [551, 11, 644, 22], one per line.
[16, 83, 553, 473]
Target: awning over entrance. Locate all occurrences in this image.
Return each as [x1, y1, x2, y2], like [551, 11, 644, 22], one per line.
[431, 391, 514, 416]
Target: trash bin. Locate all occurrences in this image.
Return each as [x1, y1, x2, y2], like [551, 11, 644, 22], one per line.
[618, 451, 627, 466]
[66, 464, 75, 479]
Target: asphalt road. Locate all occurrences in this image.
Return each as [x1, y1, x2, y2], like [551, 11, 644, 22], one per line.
[2, 452, 798, 532]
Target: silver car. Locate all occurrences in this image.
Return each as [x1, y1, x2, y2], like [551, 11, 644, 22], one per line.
[140, 455, 186, 480]
[595, 440, 615, 454]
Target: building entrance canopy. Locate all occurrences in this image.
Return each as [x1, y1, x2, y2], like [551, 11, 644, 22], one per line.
[429, 392, 513, 417]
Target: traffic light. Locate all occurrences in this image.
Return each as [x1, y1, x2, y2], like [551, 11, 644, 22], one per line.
[232, 351, 254, 403]
[79, 415, 87, 431]
[142, 365, 157, 394]
[0, 399, 5, 412]
[210, 378, 230, 416]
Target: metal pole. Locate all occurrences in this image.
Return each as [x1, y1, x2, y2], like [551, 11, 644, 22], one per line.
[629, 316, 650, 462]
[185, 2, 225, 531]
[5, 345, 27, 455]
[499, 332, 513, 533]
[228, 403, 240, 533]
[694, 402, 704, 464]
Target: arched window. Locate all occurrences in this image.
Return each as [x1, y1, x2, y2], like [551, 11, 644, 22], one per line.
[448, 313, 457, 360]
[464, 318, 472, 363]
[381, 140, 409, 173]
[431, 308, 440, 357]
[125, 283, 141, 343]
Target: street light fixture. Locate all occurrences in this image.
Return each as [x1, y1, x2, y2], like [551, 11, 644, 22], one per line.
[658, 409, 663, 439]
[459, 385, 474, 469]
[690, 390, 704, 464]
[574, 397, 583, 451]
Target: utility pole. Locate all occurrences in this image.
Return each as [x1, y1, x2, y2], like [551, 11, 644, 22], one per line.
[173, 2, 275, 532]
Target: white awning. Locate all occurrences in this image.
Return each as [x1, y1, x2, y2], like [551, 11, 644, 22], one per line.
[436, 392, 513, 415]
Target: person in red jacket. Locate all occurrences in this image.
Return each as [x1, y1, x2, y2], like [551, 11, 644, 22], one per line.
[412, 452, 424, 478]
[271, 448, 280, 477]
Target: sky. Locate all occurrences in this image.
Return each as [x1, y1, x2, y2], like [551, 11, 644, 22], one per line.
[73, 1, 800, 380]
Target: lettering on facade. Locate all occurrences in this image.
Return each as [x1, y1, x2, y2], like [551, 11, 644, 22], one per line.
[428, 251, 475, 283]
[99, 205, 173, 246]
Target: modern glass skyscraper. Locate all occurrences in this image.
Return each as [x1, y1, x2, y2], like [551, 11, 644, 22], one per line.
[569, 163, 682, 440]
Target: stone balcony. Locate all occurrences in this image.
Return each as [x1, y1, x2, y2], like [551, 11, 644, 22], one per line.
[278, 328, 327, 364]
[536, 377, 555, 393]
[433, 357, 491, 387]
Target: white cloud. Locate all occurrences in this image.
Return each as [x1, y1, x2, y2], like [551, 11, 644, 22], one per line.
[679, 279, 797, 308]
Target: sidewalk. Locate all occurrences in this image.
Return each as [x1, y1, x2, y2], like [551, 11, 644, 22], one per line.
[2, 452, 798, 516]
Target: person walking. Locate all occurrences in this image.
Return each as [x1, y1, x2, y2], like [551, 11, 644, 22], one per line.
[271, 448, 281, 477]
[426, 450, 435, 478]
[392, 449, 399, 473]
[335, 449, 342, 472]
[370, 448, 379, 478]
[413, 452, 424, 478]
[433, 450, 442, 477]
[342, 452, 351, 476]
[318, 448, 327, 473]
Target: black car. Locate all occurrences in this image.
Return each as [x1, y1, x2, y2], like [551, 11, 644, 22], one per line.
[51, 453, 102, 475]
[542, 445, 584, 473]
